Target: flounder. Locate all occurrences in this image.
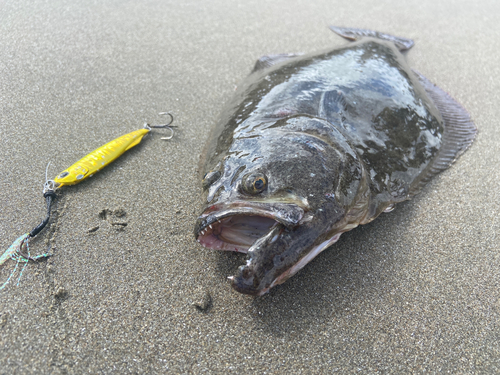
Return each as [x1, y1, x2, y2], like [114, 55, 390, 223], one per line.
[194, 27, 476, 296]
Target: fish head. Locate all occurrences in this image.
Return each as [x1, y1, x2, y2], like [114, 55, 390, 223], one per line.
[53, 164, 89, 187]
[195, 116, 367, 295]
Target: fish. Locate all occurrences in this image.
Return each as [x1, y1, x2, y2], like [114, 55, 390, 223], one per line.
[194, 26, 477, 296]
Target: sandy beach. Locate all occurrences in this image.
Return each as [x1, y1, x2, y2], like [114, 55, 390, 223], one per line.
[1, 0, 499, 372]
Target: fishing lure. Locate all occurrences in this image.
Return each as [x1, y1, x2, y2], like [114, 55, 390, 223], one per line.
[0, 112, 174, 289]
[53, 113, 174, 188]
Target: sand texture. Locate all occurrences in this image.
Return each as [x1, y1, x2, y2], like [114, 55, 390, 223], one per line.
[1, 0, 499, 373]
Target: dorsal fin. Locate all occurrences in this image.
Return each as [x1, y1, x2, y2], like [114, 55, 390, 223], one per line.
[329, 26, 415, 51]
[252, 53, 302, 73]
[409, 70, 477, 196]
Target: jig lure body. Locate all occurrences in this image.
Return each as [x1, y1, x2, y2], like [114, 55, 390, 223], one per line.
[54, 128, 151, 187]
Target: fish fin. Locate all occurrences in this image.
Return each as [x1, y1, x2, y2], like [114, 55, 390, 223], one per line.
[252, 53, 302, 73]
[320, 90, 348, 119]
[329, 26, 415, 51]
[409, 70, 477, 196]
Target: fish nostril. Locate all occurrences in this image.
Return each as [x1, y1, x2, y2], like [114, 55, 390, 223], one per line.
[202, 170, 221, 190]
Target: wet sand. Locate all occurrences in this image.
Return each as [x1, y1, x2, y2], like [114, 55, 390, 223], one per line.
[1, 0, 499, 372]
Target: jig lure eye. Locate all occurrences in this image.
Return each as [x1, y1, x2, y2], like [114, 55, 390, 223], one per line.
[242, 173, 267, 195]
[202, 170, 221, 190]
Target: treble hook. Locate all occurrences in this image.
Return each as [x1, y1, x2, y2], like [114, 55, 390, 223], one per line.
[144, 112, 177, 140]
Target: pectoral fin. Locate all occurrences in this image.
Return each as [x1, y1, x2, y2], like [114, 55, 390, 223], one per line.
[252, 53, 303, 73]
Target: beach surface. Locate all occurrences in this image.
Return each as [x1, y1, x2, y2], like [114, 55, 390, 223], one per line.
[1, 0, 499, 372]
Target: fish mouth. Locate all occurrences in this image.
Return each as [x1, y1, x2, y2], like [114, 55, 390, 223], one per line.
[196, 215, 278, 252]
[194, 201, 305, 253]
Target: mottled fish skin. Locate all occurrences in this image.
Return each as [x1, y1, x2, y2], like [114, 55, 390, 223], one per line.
[195, 27, 476, 296]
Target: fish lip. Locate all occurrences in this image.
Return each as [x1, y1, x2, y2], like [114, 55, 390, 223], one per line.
[230, 276, 269, 296]
[230, 263, 276, 296]
[194, 201, 304, 253]
[194, 201, 304, 237]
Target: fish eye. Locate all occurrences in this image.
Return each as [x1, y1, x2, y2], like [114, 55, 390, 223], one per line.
[202, 170, 221, 190]
[242, 173, 267, 195]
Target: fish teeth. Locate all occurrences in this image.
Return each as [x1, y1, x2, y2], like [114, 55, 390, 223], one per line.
[209, 224, 213, 229]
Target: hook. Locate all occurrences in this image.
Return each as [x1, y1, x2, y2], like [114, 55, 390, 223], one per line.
[160, 126, 174, 140]
[18, 240, 51, 262]
[144, 112, 176, 140]
[156, 112, 174, 127]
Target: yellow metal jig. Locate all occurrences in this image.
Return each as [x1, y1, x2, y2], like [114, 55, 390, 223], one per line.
[54, 127, 151, 187]
[1, 112, 175, 289]
[54, 112, 174, 188]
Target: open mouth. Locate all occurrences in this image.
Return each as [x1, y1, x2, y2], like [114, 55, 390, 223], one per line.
[195, 201, 305, 253]
[196, 215, 277, 253]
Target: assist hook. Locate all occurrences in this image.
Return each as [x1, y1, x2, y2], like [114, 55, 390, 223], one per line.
[11, 163, 56, 262]
[28, 163, 57, 241]
[144, 112, 176, 140]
